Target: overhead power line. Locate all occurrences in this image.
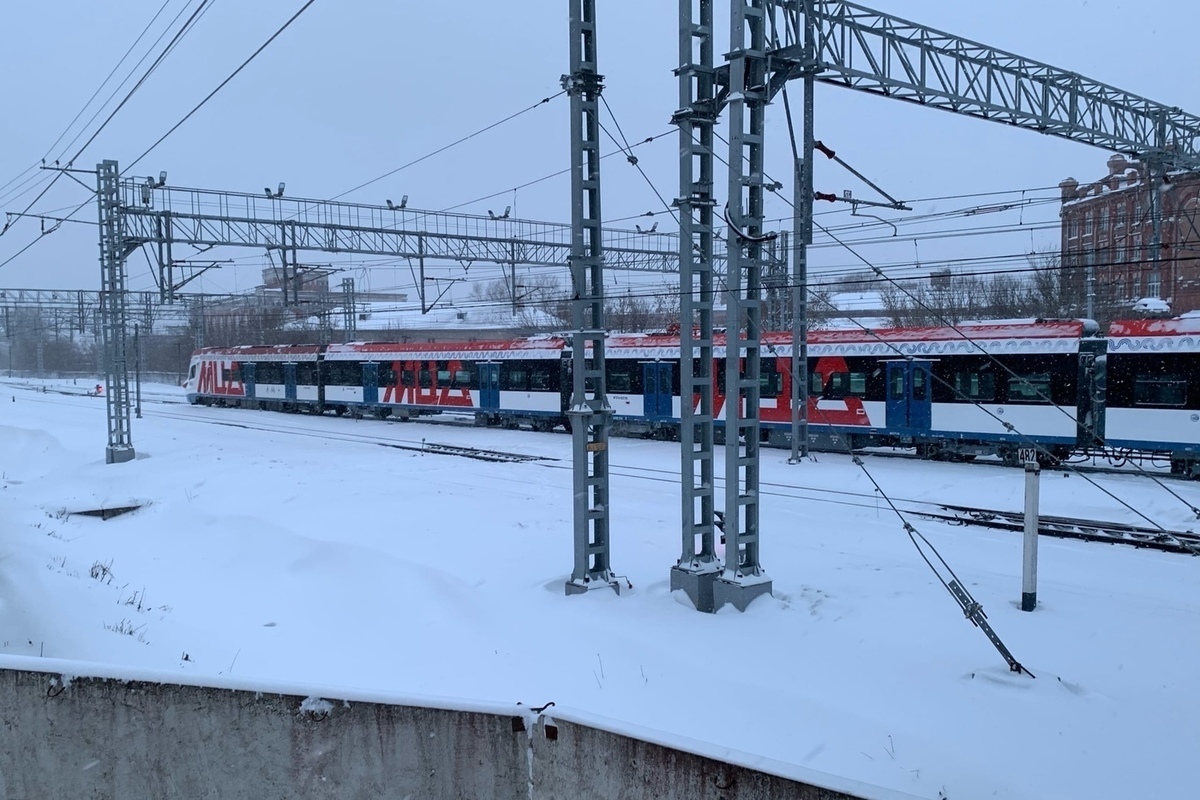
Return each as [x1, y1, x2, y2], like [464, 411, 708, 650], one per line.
[1, 0, 216, 241]
[124, 0, 319, 174]
[43, 0, 177, 167]
[332, 91, 567, 202]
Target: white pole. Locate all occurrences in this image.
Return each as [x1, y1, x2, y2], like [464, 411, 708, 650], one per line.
[1021, 450, 1040, 611]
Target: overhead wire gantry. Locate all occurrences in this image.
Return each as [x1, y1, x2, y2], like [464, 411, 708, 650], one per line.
[670, 0, 1200, 614]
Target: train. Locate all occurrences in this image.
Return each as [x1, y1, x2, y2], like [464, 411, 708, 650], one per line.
[183, 315, 1200, 475]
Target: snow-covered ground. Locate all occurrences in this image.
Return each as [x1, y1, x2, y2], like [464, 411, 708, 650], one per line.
[1, 378, 1197, 800]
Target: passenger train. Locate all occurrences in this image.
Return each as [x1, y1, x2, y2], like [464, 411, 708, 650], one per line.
[184, 316, 1200, 475]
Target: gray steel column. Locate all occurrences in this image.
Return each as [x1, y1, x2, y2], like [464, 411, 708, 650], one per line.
[790, 10, 815, 462]
[97, 159, 135, 464]
[1147, 156, 1164, 299]
[715, 0, 772, 612]
[564, 0, 619, 596]
[670, 0, 722, 612]
[341, 277, 357, 341]
[789, 153, 812, 462]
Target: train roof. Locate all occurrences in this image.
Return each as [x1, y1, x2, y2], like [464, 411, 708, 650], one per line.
[192, 344, 323, 361]
[324, 337, 568, 361]
[798, 319, 1096, 357]
[1108, 315, 1200, 353]
[604, 320, 1094, 358]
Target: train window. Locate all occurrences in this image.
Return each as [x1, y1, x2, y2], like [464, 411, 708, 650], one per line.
[889, 370, 905, 400]
[826, 372, 850, 399]
[954, 371, 995, 401]
[437, 368, 452, 385]
[378, 364, 396, 386]
[454, 369, 473, 388]
[501, 368, 528, 391]
[608, 367, 632, 393]
[324, 362, 352, 386]
[1008, 373, 1050, 403]
[257, 362, 281, 384]
[297, 363, 317, 385]
[810, 373, 823, 395]
[912, 368, 927, 400]
[759, 370, 781, 398]
[400, 365, 416, 387]
[188, 364, 198, 380]
[530, 367, 553, 391]
[1134, 374, 1186, 407]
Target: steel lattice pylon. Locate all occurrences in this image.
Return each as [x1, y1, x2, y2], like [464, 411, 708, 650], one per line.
[564, 0, 619, 596]
[669, 0, 722, 612]
[97, 160, 136, 464]
[713, 0, 774, 612]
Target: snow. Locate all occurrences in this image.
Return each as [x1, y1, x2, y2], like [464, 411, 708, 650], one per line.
[331, 300, 562, 332]
[2, 378, 1198, 800]
[1130, 297, 1171, 314]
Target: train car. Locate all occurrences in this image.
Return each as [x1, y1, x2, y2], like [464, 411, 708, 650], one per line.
[597, 319, 1103, 463]
[185, 344, 323, 410]
[1105, 314, 1200, 474]
[184, 318, 1105, 467]
[320, 338, 569, 428]
[786, 319, 1105, 463]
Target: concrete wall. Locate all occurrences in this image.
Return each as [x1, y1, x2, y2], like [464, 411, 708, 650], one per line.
[0, 667, 876, 800]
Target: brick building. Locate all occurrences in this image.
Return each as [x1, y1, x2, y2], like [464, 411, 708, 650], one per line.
[1059, 154, 1200, 317]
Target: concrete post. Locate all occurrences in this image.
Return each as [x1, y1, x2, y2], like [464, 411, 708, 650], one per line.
[1021, 452, 1040, 612]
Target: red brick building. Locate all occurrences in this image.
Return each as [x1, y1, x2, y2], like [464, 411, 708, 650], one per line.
[1059, 154, 1200, 316]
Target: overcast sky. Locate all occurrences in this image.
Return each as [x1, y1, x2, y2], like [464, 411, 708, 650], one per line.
[1, 0, 1197, 301]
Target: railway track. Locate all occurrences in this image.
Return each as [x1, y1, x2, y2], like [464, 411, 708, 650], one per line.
[912, 504, 1200, 555]
[14, 387, 1199, 554]
[155, 411, 559, 465]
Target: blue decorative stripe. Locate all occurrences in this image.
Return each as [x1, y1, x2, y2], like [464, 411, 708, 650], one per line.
[1108, 336, 1200, 353]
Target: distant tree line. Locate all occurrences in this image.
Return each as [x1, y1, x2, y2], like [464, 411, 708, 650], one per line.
[815, 253, 1156, 328]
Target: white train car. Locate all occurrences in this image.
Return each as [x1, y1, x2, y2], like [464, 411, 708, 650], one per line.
[1105, 315, 1200, 473]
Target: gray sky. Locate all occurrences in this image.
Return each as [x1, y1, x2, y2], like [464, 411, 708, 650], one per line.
[1, 0, 1197, 301]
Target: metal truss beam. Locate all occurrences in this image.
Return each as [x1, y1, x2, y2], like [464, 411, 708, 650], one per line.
[119, 182, 725, 275]
[564, 0, 619, 597]
[670, 0, 722, 612]
[765, 0, 1200, 168]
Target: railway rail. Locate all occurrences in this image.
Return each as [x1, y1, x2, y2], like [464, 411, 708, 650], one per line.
[920, 504, 1200, 555]
[10, 383, 1199, 555]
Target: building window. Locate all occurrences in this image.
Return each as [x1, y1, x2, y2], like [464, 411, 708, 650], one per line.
[1116, 279, 1126, 300]
[1099, 208, 1109, 234]
[1084, 213, 1093, 236]
[1068, 218, 1080, 239]
[1148, 272, 1161, 297]
[1116, 206, 1126, 229]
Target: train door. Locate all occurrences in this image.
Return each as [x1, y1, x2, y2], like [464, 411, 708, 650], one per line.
[242, 362, 256, 400]
[362, 362, 379, 405]
[642, 362, 673, 418]
[479, 363, 500, 410]
[885, 360, 933, 431]
[283, 363, 297, 402]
